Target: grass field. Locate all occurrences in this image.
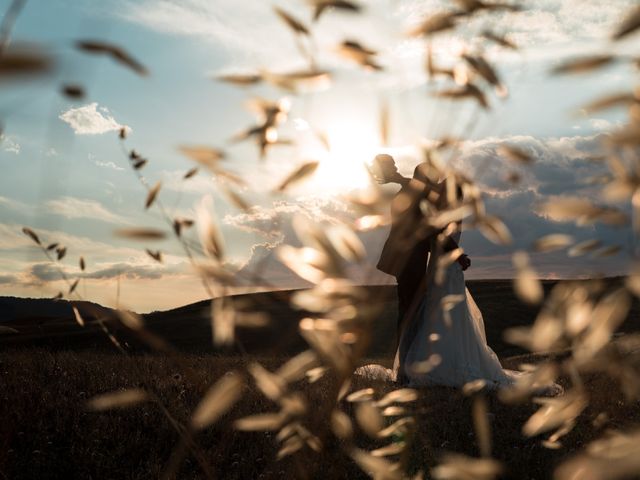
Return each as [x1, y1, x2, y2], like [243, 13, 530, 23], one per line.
[1, 348, 639, 480]
[2, 281, 640, 479]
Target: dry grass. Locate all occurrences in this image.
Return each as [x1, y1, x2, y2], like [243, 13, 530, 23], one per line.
[4, 0, 640, 478]
[0, 349, 638, 480]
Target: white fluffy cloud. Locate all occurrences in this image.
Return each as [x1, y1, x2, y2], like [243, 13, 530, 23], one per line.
[45, 196, 130, 224]
[453, 133, 607, 198]
[94, 160, 125, 171]
[1, 134, 20, 154]
[229, 197, 393, 288]
[27, 261, 171, 282]
[59, 103, 130, 135]
[123, 0, 636, 66]
[226, 133, 631, 287]
[224, 197, 350, 241]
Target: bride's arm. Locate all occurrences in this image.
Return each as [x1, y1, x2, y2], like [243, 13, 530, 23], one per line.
[439, 225, 471, 270]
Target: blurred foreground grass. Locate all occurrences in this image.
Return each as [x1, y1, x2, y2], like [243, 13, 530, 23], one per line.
[1, 349, 638, 480]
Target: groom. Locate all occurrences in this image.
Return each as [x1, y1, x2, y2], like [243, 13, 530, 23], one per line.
[372, 154, 470, 345]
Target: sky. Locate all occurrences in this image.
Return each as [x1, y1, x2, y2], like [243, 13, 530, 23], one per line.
[0, 0, 637, 312]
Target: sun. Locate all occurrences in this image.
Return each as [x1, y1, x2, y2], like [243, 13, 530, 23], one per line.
[307, 121, 382, 194]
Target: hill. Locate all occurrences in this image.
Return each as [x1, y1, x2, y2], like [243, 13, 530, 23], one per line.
[0, 296, 111, 323]
[1, 279, 639, 358]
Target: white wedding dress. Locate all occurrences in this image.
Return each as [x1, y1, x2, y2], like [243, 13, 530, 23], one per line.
[359, 234, 521, 389]
[394, 245, 521, 388]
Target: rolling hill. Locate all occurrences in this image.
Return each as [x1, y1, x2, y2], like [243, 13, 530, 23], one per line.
[1, 279, 639, 358]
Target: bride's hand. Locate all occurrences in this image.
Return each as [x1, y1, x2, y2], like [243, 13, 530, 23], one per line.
[458, 254, 471, 271]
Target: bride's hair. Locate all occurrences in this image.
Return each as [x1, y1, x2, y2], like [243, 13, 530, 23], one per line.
[412, 162, 436, 184]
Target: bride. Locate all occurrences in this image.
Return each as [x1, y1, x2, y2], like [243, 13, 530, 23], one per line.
[393, 228, 521, 389]
[362, 172, 522, 389]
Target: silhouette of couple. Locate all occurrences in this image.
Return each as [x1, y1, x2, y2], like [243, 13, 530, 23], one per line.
[366, 154, 519, 388]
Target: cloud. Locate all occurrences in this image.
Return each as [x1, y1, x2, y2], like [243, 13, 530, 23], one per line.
[122, 0, 299, 62]
[451, 134, 631, 274]
[117, 0, 639, 117]
[1, 134, 20, 154]
[228, 197, 395, 287]
[90, 153, 125, 172]
[224, 197, 351, 241]
[0, 274, 17, 284]
[26, 263, 61, 283]
[0, 222, 147, 262]
[403, 0, 634, 48]
[589, 118, 614, 131]
[454, 134, 607, 197]
[121, 0, 438, 72]
[94, 160, 125, 171]
[0, 220, 173, 291]
[85, 263, 165, 280]
[236, 241, 314, 287]
[59, 103, 130, 135]
[22, 257, 196, 290]
[45, 196, 130, 224]
[0, 196, 31, 215]
[26, 262, 167, 283]
[122, 0, 635, 70]
[0, 221, 198, 311]
[229, 133, 631, 287]
[0, 224, 44, 251]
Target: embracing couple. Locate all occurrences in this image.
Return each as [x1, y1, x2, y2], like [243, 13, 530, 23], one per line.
[366, 154, 520, 389]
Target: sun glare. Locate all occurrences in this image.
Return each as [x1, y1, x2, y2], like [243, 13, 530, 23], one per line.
[309, 122, 381, 193]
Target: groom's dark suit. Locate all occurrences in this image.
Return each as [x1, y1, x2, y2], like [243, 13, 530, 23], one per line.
[377, 178, 432, 342]
[377, 175, 468, 348]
